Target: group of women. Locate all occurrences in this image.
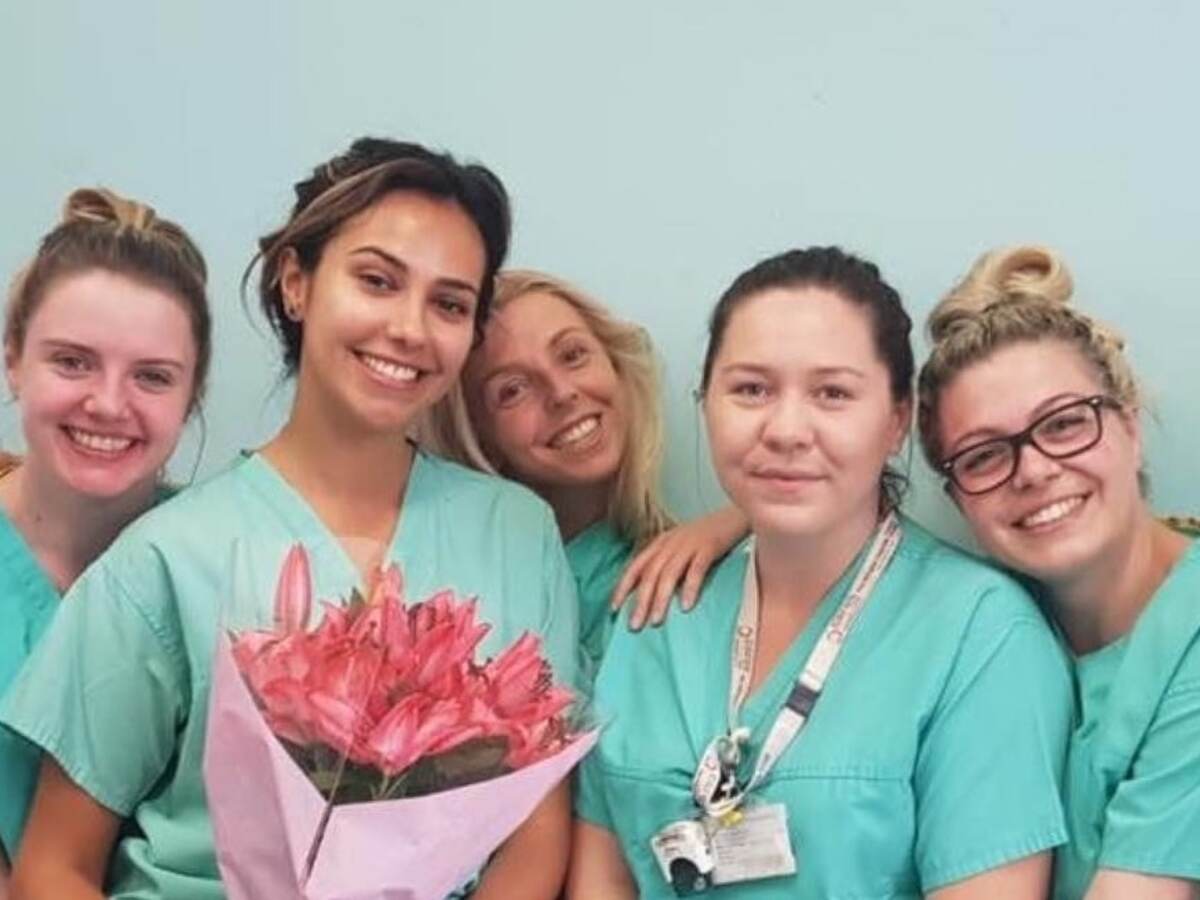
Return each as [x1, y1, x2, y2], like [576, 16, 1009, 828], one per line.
[0, 136, 1194, 899]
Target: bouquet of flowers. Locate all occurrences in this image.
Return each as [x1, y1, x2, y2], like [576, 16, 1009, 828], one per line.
[204, 545, 596, 900]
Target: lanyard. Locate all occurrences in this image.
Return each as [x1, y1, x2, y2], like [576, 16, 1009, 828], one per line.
[691, 512, 902, 820]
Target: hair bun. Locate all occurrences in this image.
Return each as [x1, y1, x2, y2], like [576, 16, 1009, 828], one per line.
[929, 244, 1074, 343]
[62, 187, 157, 233]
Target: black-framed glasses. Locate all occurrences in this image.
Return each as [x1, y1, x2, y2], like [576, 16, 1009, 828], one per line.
[940, 395, 1122, 496]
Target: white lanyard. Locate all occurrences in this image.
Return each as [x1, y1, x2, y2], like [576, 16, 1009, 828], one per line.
[691, 512, 902, 820]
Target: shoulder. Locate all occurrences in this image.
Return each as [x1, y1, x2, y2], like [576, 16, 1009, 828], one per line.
[118, 456, 255, 548]
[414, 450, 557, 527]
[894, 516, 1038, 610]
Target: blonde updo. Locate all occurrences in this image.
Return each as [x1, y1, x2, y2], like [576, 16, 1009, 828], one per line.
[5, 187, 211, 410]
[917, 245, 1138, 466]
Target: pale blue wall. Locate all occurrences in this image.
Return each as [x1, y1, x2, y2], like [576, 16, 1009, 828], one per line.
[2, 0, 1197, 542]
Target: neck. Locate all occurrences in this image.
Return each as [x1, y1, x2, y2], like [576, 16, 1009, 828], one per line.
[537, 479, 612, 542]
[1046, 508, 1189, 655]
[0, 460, 156, 591]
[263, 383, 414, 528]
[753, 500, 883, 617]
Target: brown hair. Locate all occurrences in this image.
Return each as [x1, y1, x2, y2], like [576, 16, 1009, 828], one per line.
[248, 137, 511, 375]
[701, 246, 915, 512]
[917, 245, 1137, 467]
[6, 187, 211, 411]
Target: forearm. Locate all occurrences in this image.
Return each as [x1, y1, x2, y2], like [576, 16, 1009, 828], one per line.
[11, 864, 105, 900]
[566, 820, 637, 900]
[472, 781, 571, 900]
[1086, 870, 1198, 900]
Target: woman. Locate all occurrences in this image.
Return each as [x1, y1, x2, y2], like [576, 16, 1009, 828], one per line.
[426, 270, 746, 667]
[917, 246, 1200, 898]
[0, 187, 211, 882]
[568, 247, 1073, 898]
[1, 138, 578, 899]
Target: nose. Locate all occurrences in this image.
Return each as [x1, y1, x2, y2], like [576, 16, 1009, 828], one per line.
[385, 292, 429, 348]
[82, 373, 131, 420]
[543, 370, 579, 410]
[1010, 440, 1062, 490]
[761, 397, 814, 451]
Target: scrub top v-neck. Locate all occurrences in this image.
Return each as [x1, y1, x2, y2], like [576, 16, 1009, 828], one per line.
[1, 449, 580, 899]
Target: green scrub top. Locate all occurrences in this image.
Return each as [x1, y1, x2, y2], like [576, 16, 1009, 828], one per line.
[1054, 537, 1200, 897]
[577, 516, 1073, 899]
[565, 520, 633, 674]
[0, 507, 59, 859]
[0, 450, 580, 899]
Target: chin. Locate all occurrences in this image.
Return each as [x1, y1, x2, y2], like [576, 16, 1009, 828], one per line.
[991, 529, 1107, 584]
[62, 471, 152, 501]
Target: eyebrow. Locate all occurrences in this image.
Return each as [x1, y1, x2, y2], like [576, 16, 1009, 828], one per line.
[39, 339, 187, 370]
[717, 362, 866, 379]
[349, 246, 480, 294]
[948, 391, 1089, 452]
[477, 327, 589, 387]
[549, 326, 590, 346]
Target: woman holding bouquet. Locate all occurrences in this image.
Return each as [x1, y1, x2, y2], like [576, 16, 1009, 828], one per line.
[425, 269, 748, 669]
[917, 246, 1200, 897]
[569, 247, 1073, 898]
[0, 188, 211, 882]
[2, 138, 579, 899]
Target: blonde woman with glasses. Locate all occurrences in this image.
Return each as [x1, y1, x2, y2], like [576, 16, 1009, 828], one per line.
[918, 246, 1200, 899]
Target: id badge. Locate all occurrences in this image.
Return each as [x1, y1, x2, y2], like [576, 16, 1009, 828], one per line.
[709, 803, 797, 886]
[650, 819, 716, 896]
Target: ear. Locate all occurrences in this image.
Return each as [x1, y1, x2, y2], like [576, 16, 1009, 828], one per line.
[890, 397, 914, 456]
[278, 247, 310, 322]
[1120, 403, 1144, 469]
[5, 338, 21, 401]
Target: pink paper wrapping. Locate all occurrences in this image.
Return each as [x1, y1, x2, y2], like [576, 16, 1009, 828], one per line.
[204, 634, 598, 900]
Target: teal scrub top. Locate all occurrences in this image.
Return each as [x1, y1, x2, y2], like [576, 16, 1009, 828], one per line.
[577, 517, 1073, 898]
[1054, 537, 1200, 897]
[0, 450, 580, 900]
[0, 508, 59, 859]
[565, 520, 633, 674]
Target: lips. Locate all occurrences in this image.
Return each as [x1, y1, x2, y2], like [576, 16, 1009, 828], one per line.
[548, 413, 602, 450]
[1014, 493, 1088, 530]
[750, 468, 824, 482]
[356, 350, 425, 386]
[61, 425, 140, 457]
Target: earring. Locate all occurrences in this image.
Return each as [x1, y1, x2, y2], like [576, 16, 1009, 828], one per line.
[284, 304, 302, 323]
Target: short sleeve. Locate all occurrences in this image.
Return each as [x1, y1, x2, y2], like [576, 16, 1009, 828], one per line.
[574, 747, 614, 829]
[0, 558, 187, 817]
[1097, 677, 1200, 879]
[538, 510, 582, 692]
[914, 587, 1073, 890]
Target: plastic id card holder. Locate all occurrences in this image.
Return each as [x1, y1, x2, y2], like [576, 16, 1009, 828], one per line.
[651, 804, 797, 895]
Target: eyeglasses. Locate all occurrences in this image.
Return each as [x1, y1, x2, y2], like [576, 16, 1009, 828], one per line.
[940, 395, 1122, 496]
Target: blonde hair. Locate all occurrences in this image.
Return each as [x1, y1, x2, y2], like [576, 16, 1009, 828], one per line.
[917, 245, 1137, 466]
[420, 270, 672, 543]
[6, 187, 211, 410]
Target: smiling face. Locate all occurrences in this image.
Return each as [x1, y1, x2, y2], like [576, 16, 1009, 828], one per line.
[937, 338, 1143, 584]
[703, 287, 909, 543]
[5, 269, 197, 499]
[464, 290, 628, 493]
[280, 190, 486, 437]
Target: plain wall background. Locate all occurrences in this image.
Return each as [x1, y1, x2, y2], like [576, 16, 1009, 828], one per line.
[2, 0, 1197, 545]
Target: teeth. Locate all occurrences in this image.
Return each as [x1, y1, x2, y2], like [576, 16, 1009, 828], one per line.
[1020, 496, 1085, 528]
[66, 427, 134, 454]
[360, 353, 419, 384]
[552, 415, 599, 448]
